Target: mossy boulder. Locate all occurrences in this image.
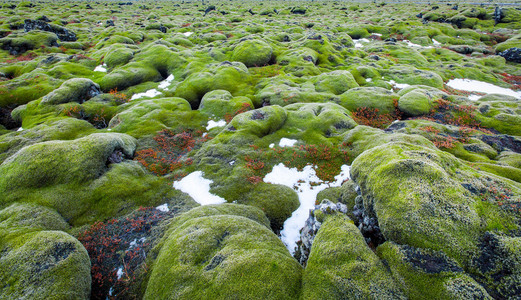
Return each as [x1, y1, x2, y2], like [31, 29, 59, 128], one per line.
[229, 105, 287, 138]
[0, 203, 91, 299]
[338, 87, 399, 115]
[231, 39, 273, 67]
[378, 242, 492, 299]
[40, 78, 101, 106]
[103, 46, 134, 68]
[0, 132, 135, 191]
[0, 30, 58, 55]
[144, 204, 302, 299]
[397, 87, 447, 117]
[351, 141, 521, 267]
[469, 232, 521, 299]
[312, 70, 359, 95]
[108, 97, 204, 138]
[385, 66, 444, 89]
[303, 214, 406, 299]
[242, 183, 299, 231]
[199, 90, 253, 119]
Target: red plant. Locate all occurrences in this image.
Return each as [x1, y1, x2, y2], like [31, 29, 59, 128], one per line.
[134, 129, 208, 176]
[109, 88, 129, 104]
[224, 102, 252, 123]
[352, 107, 395, 129]
[78, 207, 168, 299]
[5, 52, 36, 63]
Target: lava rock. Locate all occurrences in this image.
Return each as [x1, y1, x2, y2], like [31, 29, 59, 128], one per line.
[499, 47, 521, 63]
[23, 19, 77, 41]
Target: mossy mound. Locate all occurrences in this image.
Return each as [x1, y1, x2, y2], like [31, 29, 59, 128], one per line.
[378, 242, 492, 299]
[231, 39, 273, 67]
[385, 66, 444, 89]
[351, 141, 521, 269]
[338, 87, 399, 115]
[40, 78, 101, 106]
[0, 203, 91, 299]
[303, 214, 406, 299]
[397, 86, 447, 117]
[199, 90, 253, 119]
[311, 70, 359, 95]
[241, 183, 299, 231]
[0, 30, 58, 55]
[144, 204, 302, 299]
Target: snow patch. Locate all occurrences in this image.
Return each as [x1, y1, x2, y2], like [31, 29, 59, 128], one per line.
[130, 89, 162, 100]
[447, 79, 521, 99]
[389, 80, 411, 90]
[155, 203, 169, 212]
[94, 63, 107, 72]
[183, 32, 194, 37]
[17, 127, 23, 132]
[158, 74, 175, 90]
[206, 119, 227, 130]
[468, 94, 482, 101]
[173, 171, 226, 205]
[264, 164, 350, 253]
[116, 267, 124, 280]
[432, 39, 441, 46]
[354, 38, 370, 48]
[366, 78, 373, 82]
[279, 138, 298, 147]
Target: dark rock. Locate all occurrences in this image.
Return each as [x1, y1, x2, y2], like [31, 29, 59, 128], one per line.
[106, 20, 114, 27]
[291, 7, 306, 15]
[86, 4, 92, 9]
[295, 200, 348, 265]
[353, 194, 385, 247]
[494, 6, 502, 24]
[37, 15, 51, 22]
[402, 245, 463, 274]
[23, 19, 77, 42]
[158, 25, 167, 33]
[248, 8, 255, 15]
[452, 4, 458, 10]
[385, 37, 397, 43]
[0, 105, 20, 130]
[499, 47, 521, 63]
[481, 134, 521, 153]
[204, 5, 215, 16]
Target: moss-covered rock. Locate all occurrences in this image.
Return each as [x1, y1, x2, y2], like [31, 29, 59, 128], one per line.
[144, 204, 302, 299]
[199, 90, 253, 119]
[0, 30, 58, 55]
[232, 39, 273, 67]
[40, 78, 101, 106]
[242, 182, 299, 231]
[378, 242, 492, 299]
[303, 214, 406, 299]
[312, 70, 359, 95]
[385, 66, 444, 89]
[338, 87, 399, 115]
[397, 86, 447, 117]
[0, 203, 91, 299]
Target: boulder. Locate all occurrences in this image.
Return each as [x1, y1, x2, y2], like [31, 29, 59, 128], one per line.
[40, 78, 101, 105]
[232, 39, 273, 67]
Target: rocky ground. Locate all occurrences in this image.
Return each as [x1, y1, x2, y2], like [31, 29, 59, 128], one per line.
[1, 0, 521, 299]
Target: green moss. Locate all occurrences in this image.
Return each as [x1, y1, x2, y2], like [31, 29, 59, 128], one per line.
[338, 87, 399, 115]
[231, 39, 273, 67]
[144, 209, 302, 299]
[312, 70, 359, 95]
[199, 90, 253, 119]
[303, 214, 405, 299]
[377, 242, 492, 299]
[398, 87, 446, 117]
[40, 78, 100, 106]
[385, 66, 444, 89]
[0, 204, 90, 299]
[0, 30, 58, 54]
[242, 183, 299, 231]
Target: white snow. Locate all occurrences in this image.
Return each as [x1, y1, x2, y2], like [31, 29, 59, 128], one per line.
[206, 119, 227, 130]
[229, 160, 235, 166]
[130, 89, 162, 100]
[116, 267, 124, 280]
[432, 39, 441, 46]
[158, 74, 174, 90]
[156, 203, 169, 212]
[264, 163, 351, 253]
[129, 237, 146, 249]
[371, 33, 382, 36]
[389, 80, 411, 90]
[94, 63, 107, 72]
[173, 171, 226, 205]
[366, 78, 373, 82]
[269, 143, 275, 148]
[446, 78, 521, 99]
[468, 94, 482, 101]
[183, 32, 194, 37]
[17, 127, 23, 132]
[354, 38, 370, 48]
[278, 138, 298, 147]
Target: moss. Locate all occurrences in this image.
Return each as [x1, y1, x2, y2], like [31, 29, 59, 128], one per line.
[103, 46, 134, 68]
[0, 71, 62, 107]
[303, 214, 405, 299]
[241, 183, 299, 231]
[398, 87, 445, 117]
[338, 87, 399, 115]
[312, 70, 359, 95]
[39, 78, 100, 106]
[231, 39, 273, 67]
[144, 210, 302, 299]
[385, 66, 444, 89]
[316, 187, 342, 205]
[377, 242, 492, 299]
[229, 105, 287, 138]
[0, 204, 90, 299]
[108, 97, 205, 139]
[351, 141, 521, 266]
[0, 30, 58, 55]
[199, 90, 253, 119]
